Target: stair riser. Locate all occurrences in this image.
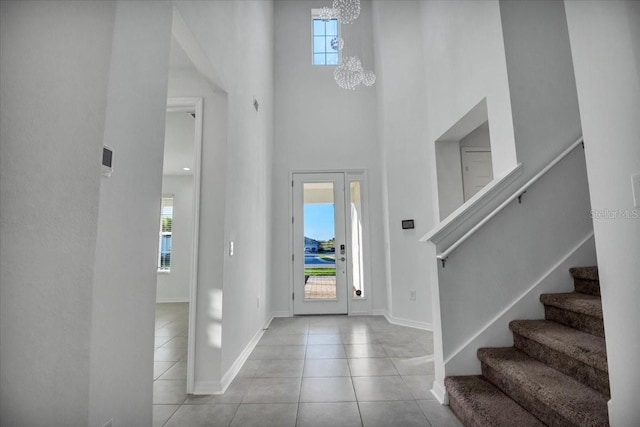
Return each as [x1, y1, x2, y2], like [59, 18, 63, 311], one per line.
[573, 278, 600, 296]
[513, 334, 610, 396]
[481, 362, 578, 427]
[448, 393, 482, 427]
[544, 305, 605, 337]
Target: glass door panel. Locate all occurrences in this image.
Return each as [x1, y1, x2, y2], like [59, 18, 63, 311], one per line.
[293, 173, 347, 314]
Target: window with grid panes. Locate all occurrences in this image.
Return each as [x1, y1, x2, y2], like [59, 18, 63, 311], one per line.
[312, 16, 339, 65]
[158, 196, 173, 272]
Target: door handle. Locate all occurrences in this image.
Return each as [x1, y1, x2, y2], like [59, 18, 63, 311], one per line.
[340, 257, 346, 261]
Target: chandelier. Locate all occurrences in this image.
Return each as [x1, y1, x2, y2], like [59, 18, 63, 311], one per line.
[332, 0, 360, 24]
[326, 0, 375, 90]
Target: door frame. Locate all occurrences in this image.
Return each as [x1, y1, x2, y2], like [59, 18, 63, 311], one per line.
[288, 169, 372, 316]
[166, 97, 203, 394]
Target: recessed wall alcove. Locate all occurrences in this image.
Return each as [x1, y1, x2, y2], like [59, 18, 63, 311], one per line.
[435, 99, 494, 220]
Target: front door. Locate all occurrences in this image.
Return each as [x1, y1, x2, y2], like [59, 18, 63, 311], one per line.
[293, 173, 348, 314]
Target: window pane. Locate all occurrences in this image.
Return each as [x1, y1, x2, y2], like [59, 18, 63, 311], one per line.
[313, 53, 326, 65]
[325, 19, 338, 36]
[313, 36, 326, 53]
[350, 182, 364, 298]
[303, 182, 337, 300]
[313, 19, 325, 36]
[326, 53, 339, 65]
[158, 196, 173, 272]
[325, 37, 335, 52]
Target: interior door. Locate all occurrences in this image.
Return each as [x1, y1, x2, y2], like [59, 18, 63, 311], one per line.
[461, 148, 493, 201]
[293, 173, 348, 315]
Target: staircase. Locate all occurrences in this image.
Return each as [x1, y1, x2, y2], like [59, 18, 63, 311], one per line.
[445, 266, 610, 426]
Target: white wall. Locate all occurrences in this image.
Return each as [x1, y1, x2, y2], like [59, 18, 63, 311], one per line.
[156, 175, 194, 302]
[272, 0, 385, 315]
[371, 1, 433, 327]
[421, 1, 516, 222]
[460, 123, 490, 148]
[499, 0, 582, 178]
[89, 2, 173, 426]
[0, 2, 116, 426]
[565, 1, 640, 423]
[172, 0, 275, 387]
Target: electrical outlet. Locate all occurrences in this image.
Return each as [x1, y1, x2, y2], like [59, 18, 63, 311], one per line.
[410, 290, 417, 301]
[229, 241, 234, 256]
[257, 297, 260, 308]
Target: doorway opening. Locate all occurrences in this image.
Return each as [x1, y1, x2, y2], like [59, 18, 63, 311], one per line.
[154, 96, 202, 394]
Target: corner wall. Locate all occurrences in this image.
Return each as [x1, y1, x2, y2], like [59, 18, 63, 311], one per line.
[173, 0, 275, 386]
[89, 2, 173, 426]
[565, 1, 640, 423]
[371, 0, 433, 327]
[0, 2, 116, 426]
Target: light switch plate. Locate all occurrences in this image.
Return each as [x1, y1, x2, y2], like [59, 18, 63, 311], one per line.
[229, 241, 234, 256]
[632, 173, 640, 208]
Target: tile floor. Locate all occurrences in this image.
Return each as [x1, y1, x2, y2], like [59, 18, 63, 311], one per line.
[153, 303, 462, 427]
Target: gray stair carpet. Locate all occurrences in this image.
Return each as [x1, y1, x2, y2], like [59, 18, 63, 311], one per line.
[445, 266, 609, 426]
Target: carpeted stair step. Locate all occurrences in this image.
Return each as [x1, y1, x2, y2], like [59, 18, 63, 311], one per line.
[569, 266, 600, 296]
[478, 347, 609, 427]
[510, 320, 609, 396]
[540, 292, 604, 337]
[445, 375, 545, 427]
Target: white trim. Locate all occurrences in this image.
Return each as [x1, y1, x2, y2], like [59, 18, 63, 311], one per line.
[167, 97, 203, 395]
[371, 308, 386, 316]
[384, 313, 433, 331]
[192, 380, 223, 395]
[420, 163, 522, 244]
[433, 136, 584, 261]
[431, 381, 448, 405]
[219, 317, 271, 392]
[270, 311, 291, 318]
[443, 231, 595, 366]
[289, 169, 372, 316]
[156, 298, 190, 304]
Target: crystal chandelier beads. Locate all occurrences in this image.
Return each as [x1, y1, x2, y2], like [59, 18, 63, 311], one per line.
[362, 70, 376, 87]
[334, 56, 364, 90]
[330, 37, 344, 51]
[332, 0, 360, 24]
[319, 7, 338, 21]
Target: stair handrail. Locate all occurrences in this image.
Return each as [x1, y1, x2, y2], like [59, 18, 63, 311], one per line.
[437, 136, 584, 267]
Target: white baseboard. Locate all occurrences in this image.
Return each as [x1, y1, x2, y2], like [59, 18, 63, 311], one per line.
[156, 297, 190, 303]
[384, 313, 433, 331]
[270, 310, 290, 318]
[191, 314, 274, 395]
[370, 309, 386, 316]
[192, 380, 222, 395]
[431, 380, 448, 405]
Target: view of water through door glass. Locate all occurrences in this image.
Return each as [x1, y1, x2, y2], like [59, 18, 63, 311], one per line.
[303, 182, 337, 300]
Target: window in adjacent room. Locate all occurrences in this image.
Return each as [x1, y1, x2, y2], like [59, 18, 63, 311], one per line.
[312, 11, 340, 66]
[158, 195, 173, 272]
